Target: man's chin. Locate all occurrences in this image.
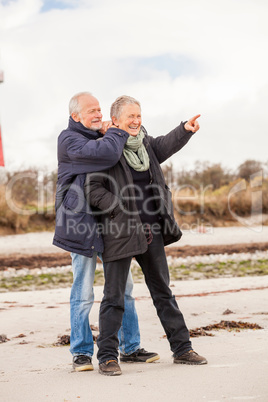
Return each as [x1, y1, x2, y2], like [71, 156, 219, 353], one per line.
[90, 125, 103, 131]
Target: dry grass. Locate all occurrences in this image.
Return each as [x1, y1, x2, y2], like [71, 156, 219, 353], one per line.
[0, 184, 55, 234]
[0, 185, 31, 233]
[0, 175, 268, 235]
[173, 178, 268, 227]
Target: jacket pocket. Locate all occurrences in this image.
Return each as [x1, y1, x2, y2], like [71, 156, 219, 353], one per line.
[63, 193, 92, 214]
[55, 203, 99, 246]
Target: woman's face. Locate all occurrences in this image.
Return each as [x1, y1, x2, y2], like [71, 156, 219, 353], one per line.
[114, 103, 142, 136]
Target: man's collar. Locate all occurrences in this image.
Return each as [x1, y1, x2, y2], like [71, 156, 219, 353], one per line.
[68, 116, 102, 140]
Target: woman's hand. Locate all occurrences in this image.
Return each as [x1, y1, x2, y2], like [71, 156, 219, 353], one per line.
[184, 114, 201, 133]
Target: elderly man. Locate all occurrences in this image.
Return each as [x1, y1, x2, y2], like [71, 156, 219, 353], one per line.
[53, 92, 158, 372]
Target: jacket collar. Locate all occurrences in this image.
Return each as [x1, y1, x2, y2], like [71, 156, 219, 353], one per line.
[68, 116, 102, 140]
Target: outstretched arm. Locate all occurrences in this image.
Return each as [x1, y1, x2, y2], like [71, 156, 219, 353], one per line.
[147, 114, 200, 164]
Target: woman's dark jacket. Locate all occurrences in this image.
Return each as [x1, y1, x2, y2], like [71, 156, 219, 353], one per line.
[52, 117, 128, 257]
[84, 122, 194, 263]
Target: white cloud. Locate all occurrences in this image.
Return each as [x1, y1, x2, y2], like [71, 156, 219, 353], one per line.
[0, 0, 267, 171]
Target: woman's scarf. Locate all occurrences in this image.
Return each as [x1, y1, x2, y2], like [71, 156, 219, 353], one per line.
[123, 129, 150, 171]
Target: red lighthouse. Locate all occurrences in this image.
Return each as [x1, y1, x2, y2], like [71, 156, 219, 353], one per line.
[0, 69, 4, 167]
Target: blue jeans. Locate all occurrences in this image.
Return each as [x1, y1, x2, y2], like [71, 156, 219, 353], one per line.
[70, 252, 140, 357]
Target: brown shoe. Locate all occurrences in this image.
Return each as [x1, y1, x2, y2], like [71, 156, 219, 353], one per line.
[99, 360, 122, 376]
[174, 350, 207, 365]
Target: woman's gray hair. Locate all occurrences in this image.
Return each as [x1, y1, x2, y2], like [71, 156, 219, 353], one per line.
[110, 95, 141, 119]
[69, 92, 93, 115]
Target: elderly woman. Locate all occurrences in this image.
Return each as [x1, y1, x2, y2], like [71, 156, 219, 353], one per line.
[85, 95, 207, 376]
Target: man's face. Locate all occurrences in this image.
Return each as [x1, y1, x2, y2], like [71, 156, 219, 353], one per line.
[113, 103, 142, 137]
[72, 95, 103, 131]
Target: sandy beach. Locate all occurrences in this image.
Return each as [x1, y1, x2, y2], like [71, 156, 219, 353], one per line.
[1, 225, 268, 255]
[1, 227, 268, 401]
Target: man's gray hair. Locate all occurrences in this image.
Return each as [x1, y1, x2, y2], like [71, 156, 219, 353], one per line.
[110, 95, 141, 119]
[69, 92, 93, 115]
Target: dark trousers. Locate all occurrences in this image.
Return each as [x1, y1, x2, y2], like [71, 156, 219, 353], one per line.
[97, 233, 192, 363]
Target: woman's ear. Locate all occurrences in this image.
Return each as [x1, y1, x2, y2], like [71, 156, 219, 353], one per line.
[112, 116, 119, 127]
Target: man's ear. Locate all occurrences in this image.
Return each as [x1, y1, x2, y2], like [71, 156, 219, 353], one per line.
[112, 116, 119, 127]
[71, 112, 80, 122]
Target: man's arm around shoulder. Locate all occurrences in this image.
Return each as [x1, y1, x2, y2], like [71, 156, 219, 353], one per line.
[59, 127, 129, 172]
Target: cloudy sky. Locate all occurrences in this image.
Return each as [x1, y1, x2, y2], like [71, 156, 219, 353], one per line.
[0, 0, 267, 173]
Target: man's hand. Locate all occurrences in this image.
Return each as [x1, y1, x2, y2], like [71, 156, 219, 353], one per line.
[99, 121, 113, 135]
[184, 114, 201, 133]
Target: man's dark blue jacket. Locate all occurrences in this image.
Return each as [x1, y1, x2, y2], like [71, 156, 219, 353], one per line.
[53, 117, 128, 257]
